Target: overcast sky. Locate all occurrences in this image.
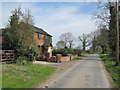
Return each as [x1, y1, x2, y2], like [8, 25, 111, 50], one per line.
[1, 2, 99, 47]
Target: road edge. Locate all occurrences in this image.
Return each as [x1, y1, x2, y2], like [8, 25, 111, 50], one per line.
[99, 55, 116, 88]
[35, 56, 87, 88]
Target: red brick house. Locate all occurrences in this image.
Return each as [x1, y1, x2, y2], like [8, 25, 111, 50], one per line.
[34, 27, 53, 58]
[0, 27, 53, 58]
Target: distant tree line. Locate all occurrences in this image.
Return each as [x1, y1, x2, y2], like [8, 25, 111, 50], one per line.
[91, 1, 120, 55]
[56, 32, 91, 51]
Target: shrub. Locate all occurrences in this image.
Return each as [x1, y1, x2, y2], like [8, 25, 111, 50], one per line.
[16, 56, 33, 65]
[52, 49, 82, 56]
[16, 56, 27, 65]
[52, 49, 68, 56]
[17, 44, 40, 61]
[3, 7, 40, 63]
[72, 57, 81, 60]
[99, 54, 120, 88]
[25, 44, 40, 61]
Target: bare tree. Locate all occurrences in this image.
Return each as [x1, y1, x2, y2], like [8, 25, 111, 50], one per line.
[90, 30, 100, 52]
[92, 2, 116, 27]
[97, 26, 109, 54]
[56, 41, 65, 49]
[78, 33, 91, 51]
[90, 25, 109, 54]
[59, 32, 74, 49]
[75, 44, 82, 50]
[67, 33, 74, 48]
[92, 1, 117, 55]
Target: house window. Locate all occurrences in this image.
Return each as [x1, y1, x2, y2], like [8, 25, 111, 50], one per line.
[38, 33, 41, 40]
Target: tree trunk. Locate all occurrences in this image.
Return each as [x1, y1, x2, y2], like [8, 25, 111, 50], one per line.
[65, 43, 67, 49]
[83, 41, 86, 51]
[69, 43, 72, 49]
[101, 46, 105, 54]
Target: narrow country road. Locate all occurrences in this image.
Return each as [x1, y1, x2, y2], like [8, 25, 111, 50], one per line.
[44, 54, 110, 88]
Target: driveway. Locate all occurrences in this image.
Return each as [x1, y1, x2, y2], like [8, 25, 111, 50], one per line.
[43, 54, 110, 88]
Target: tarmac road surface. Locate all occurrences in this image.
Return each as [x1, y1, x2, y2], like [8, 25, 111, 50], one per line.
[44, 54, 110, 88]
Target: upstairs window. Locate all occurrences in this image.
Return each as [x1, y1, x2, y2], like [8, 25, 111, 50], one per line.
[38, 33, 41, 40]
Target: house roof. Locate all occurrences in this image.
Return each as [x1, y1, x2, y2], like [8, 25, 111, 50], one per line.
[34, 26, 52, 37]
[0, 27, 52, 37]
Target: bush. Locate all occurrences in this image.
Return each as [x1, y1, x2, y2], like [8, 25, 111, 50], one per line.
[25, 44, 40, 61]
[72, 57, 81, 60]
[52, 49, 68, 56]
[17, 44, 40, 61]
[52, 49, 81, 56]
[16, 56, 33, 65]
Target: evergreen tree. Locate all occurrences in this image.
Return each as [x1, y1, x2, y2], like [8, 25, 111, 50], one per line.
[3, 7, 21, 50]
[3, 6, 40, 61]
[108, 3, 116, 55]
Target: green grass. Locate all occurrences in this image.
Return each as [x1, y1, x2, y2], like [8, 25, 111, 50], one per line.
[99, 54, 120, 88]
[82, 52, 93, 55]
[72, 57, 81, 60]
[2, 64, 56, 88]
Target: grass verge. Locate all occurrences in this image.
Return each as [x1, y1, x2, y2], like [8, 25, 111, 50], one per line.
[72, 57, 81, 60]
[2, 64, 56, 88]
[99, 54, 120, 88]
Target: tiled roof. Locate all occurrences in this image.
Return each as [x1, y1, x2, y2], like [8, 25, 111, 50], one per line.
[34, 26, 52, 37]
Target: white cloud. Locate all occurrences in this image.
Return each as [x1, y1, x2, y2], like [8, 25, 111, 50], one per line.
[1, 3, 97, 47]
[0, 3, 2, 28]
[33, 6, 97, 46]
[1, 0, 116, 2]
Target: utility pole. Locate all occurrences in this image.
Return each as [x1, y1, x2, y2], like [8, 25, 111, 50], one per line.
[116, 0, 119, 66]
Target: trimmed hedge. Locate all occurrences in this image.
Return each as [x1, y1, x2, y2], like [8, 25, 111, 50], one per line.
[52, 49, 81, 56]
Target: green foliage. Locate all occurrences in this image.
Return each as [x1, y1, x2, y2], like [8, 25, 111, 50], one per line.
[21, 44, 40, 61]
[53, 49, 81, 56]
[108, 4, 116, 54]
[92, 2, 118, 55]
[99, 54, 120, 88]
[43, 46, 48, 54]
[52, 49, 68, 56]
[49, 37, 52, 42]
[44, 36, 52, 42]
[16, 56, 32, 65]
[2, 64, 56, 88]
[3, 6, 40, 61]
[72, 57, 81, 60]
[44, 36, 48, 42]
[3, 7, 21, 50]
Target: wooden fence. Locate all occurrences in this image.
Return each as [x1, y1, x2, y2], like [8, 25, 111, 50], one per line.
[0, 50, 14, 62]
